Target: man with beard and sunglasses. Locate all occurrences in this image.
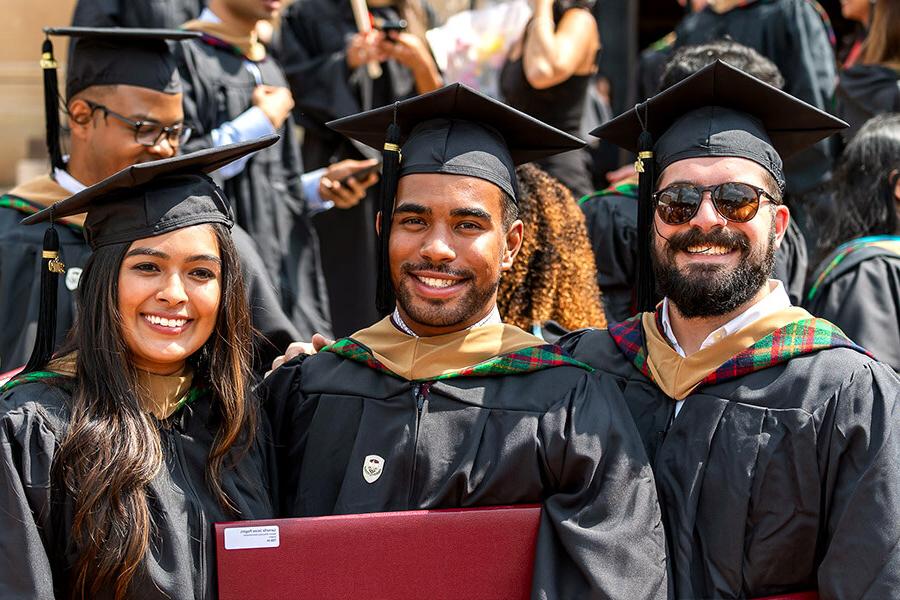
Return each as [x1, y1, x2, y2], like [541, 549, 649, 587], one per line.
[260, 84, 668, 599]
[562, 61, 900, 597]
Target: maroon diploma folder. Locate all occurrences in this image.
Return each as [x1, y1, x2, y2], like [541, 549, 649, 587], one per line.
[214, 505, 541, 600]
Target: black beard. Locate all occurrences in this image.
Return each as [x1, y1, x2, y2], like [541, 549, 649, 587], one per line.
[394, 262, 498, 329]
[652, 225, 776, 318]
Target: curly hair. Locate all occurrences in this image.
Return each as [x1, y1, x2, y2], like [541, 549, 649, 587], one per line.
[498, 164, 607, 331]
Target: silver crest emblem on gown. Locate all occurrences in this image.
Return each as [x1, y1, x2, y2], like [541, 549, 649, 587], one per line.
[363, 455, 385, 483]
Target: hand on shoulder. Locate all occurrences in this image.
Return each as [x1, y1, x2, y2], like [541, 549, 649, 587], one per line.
[265, 333, 335, 378]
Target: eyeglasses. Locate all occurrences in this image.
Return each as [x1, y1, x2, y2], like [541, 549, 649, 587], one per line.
[84, 100, 192, 147]
[652, 182, 777, 225]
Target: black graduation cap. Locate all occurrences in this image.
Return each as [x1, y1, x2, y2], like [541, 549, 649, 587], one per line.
[328, 82, 584, 314]
[590, 60, 847, 312]
[20, 135, 278, 374]
[40, 27, 201, 172]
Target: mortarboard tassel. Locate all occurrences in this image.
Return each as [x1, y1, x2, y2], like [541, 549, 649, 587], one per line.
[23, 210, 65, 373]
[635, 102, 657, 314]
[41, 36, 65, 172]
[376, 103, 401, 315]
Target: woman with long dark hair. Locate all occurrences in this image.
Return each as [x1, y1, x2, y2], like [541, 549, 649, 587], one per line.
[805, 114, 900, 370]
[0, 139, 277, 599]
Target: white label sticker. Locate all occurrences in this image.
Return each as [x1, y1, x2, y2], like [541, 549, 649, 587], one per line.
[224, 526, 280, 550]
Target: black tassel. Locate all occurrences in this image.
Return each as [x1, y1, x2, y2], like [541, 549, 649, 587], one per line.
[23, 220, 65, 373]
[42, 37, 64, 172]
[635, 104, 657, 313]
[375, 104, 402, 315]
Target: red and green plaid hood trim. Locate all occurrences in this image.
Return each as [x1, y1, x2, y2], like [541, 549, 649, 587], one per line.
[0, 195, 84, 232]
[578, 181, 638, 206]
[807, 235, 900, 302]
[323, 338, 593, 382]
[608, 312, 871, 388]
[0, 370, 71, 394]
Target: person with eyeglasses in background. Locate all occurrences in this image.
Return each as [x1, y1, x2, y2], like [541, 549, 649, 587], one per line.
[0, 29, 193, 373]
[561, 61, 900, 597]
[0, 28, 364, 374]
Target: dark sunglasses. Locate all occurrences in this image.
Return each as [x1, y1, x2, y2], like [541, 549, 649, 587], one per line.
[652, 182, 777, 225]
[84, 100, 192, 147]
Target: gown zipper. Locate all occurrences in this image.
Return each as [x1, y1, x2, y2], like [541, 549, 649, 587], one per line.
[653, 399, 678, 470]
[167, 426, 208, 600]
[408, 383, 430, 506]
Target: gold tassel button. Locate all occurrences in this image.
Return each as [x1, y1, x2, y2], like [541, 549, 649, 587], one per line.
[49, 258, 65, 273]
[42, 250, 65, 273]
[383, 142, 401, 161]
[40, 52, 57, 69]
[634, 151, 654, 174]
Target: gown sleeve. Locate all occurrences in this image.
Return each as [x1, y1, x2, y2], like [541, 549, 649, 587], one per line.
[533, 371, 668, 599]
[817, 360, 900, 596]
[257, 355, 315, 512]
[0, 395, 60, 599]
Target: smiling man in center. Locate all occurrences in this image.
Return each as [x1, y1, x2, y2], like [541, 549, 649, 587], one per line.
[261, 84, 667, 599]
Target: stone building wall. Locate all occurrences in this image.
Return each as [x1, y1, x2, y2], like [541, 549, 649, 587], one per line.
[1, 0, 76, 188]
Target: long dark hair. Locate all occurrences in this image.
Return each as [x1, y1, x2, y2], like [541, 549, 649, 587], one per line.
[817, 114, 900, 262]
[860, 0, 900, 68]
[51, 223, 254, 599]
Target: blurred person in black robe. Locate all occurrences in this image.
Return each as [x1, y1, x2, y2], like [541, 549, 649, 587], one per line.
[71, 0, 206, 29]
[0, 28, 299, 372]
[833, 0, 900, 153]
[176, 0, 381, 339]
[567, 60, 900, 598]
[261, 85, 668, 599]
[275, 0, 442, 334]
[580, 40, 808, 323]
[805, 114, 900, 370]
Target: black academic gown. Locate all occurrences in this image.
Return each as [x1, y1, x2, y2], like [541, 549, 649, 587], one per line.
[0, 202, 89, 372]
[833, 64, 900, 152]
[673, 0, 837, 195]
[260, 330, 668, 599]
[0, 378, 276, 599]
[579, 186, 809, 321]
[775, 218, 808, 306]
[275, 0, 424, 170]
[175, 38, 333, 339]
[580, 187, 639, 323]
[70, 0, 205, 29]
[805, 238, 900, 371]
[561, 325, 900, 598]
